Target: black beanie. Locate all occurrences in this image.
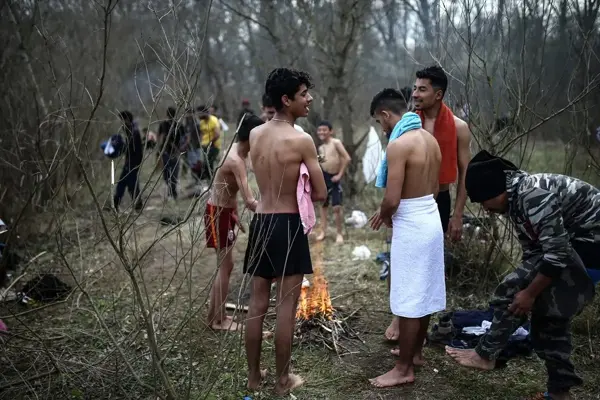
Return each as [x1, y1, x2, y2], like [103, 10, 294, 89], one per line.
[465, 150, 518, 203]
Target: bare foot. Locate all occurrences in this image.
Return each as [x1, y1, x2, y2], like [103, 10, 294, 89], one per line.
[384, 317, 400, 341]
[445, 347, 495, 370]
[335, 234, 344, 244]
[316, 231, 325, 241]
[369, 366, 415, 388]
[211, 316, 241, 331]
[274, 373, 304, 395]
[389, 348, 425, 366]
[247, 368, 267, 390]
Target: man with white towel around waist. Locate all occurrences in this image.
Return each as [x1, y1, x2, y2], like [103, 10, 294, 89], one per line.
[368, 88, 446, 388]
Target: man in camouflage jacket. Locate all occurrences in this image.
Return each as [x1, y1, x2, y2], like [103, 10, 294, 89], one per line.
[446, 150, 596, 400]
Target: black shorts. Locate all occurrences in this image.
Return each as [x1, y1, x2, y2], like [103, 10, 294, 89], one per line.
[243, 213, 313, 279]
[436, 190, 451, 233]
[323, 171, 342, 207]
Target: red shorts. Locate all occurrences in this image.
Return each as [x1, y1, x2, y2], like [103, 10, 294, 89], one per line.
[204, 203, 237, 249]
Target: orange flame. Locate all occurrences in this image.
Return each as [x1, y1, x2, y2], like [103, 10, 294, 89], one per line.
[296, 241, 334, 320]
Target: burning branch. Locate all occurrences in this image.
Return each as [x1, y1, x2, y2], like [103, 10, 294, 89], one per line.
[295, 242, 364, 354]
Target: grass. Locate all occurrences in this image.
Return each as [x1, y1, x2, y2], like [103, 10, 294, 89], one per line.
[2, 214, 599, 399]
[1, 137, 600, 399]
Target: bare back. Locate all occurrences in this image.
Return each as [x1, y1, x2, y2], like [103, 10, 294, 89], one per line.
[395, 128, 442, 199]
[209, 145, 241, 208]
[250, 122, 306, 213]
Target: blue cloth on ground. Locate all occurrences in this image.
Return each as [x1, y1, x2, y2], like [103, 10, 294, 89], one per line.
[428, 307, 532, 368]
[587, 268, 600, 285]
[375, 112, 422, 188]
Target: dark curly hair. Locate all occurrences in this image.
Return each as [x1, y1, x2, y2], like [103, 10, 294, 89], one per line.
[265, 68, 314, 111]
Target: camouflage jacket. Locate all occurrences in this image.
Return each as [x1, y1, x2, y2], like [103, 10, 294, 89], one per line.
[506, 171, 600, 278]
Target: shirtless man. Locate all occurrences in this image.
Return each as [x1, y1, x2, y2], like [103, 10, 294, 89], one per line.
[385, 65, 471, 343]
[369, 88, 445, 387]
[243, 68, 327, 394]
[316, 121, 351, 244]
[204, 115, 261, 331]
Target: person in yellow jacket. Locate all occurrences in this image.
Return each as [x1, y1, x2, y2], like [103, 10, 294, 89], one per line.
[197, 105, 222, 181]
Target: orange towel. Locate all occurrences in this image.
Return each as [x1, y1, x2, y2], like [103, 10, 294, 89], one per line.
[416, 102, 457, 185]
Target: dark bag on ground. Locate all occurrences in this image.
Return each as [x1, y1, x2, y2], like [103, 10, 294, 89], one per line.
[19, 274, 71, 302]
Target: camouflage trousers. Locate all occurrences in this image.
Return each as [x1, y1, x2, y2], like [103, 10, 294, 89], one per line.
[475, 253, 595, 393]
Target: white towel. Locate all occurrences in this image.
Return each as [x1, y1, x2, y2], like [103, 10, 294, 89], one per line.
[390, 194, 446, 318]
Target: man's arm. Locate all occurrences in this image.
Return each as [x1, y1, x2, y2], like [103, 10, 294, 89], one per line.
[508, 190, 572, 316]
[516, 229, 542, 261]
[301, 135, 327, 202]
[524, 190, 573, 280]
[333, 139, 352, 180]
[453, 118, 471, 218]
[233, 159, 258, 211]
[379, 141, 408, 223]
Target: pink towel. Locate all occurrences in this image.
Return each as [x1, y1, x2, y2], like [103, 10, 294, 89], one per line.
[297, 163, 316, 235]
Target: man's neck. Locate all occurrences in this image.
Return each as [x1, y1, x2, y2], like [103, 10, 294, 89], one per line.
[272, 111, 296, 126]
[422, 101, 442, 119]
[322, 137, 331, 144]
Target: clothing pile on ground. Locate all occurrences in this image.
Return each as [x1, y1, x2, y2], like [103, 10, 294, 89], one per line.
[428, 307, 533, 368]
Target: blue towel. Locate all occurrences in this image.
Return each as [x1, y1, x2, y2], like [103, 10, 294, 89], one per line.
[375, 112, 422, 188]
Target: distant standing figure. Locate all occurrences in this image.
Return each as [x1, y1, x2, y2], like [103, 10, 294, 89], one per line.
[113, 110, 143, 212]
[183, 108, 202, 184]
[158, 107, 186, 200]
[316, 120, 351, 244]
[197, 105, 222, 182]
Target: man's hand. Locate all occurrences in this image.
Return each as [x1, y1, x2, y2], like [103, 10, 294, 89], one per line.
[331, 174, 342, 183]
[369, 209, 392, 230]
[447, 215, 463, 241]
[370, 210, 383, 231]
[231, 212, 246, 234]
[508, 290, 535, 316]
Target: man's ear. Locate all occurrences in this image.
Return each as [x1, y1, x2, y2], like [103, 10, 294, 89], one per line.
[282, 94, 291, 107]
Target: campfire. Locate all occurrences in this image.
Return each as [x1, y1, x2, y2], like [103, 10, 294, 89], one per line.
[295, 241, 363, 354]
[296, 263, 333, 320]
